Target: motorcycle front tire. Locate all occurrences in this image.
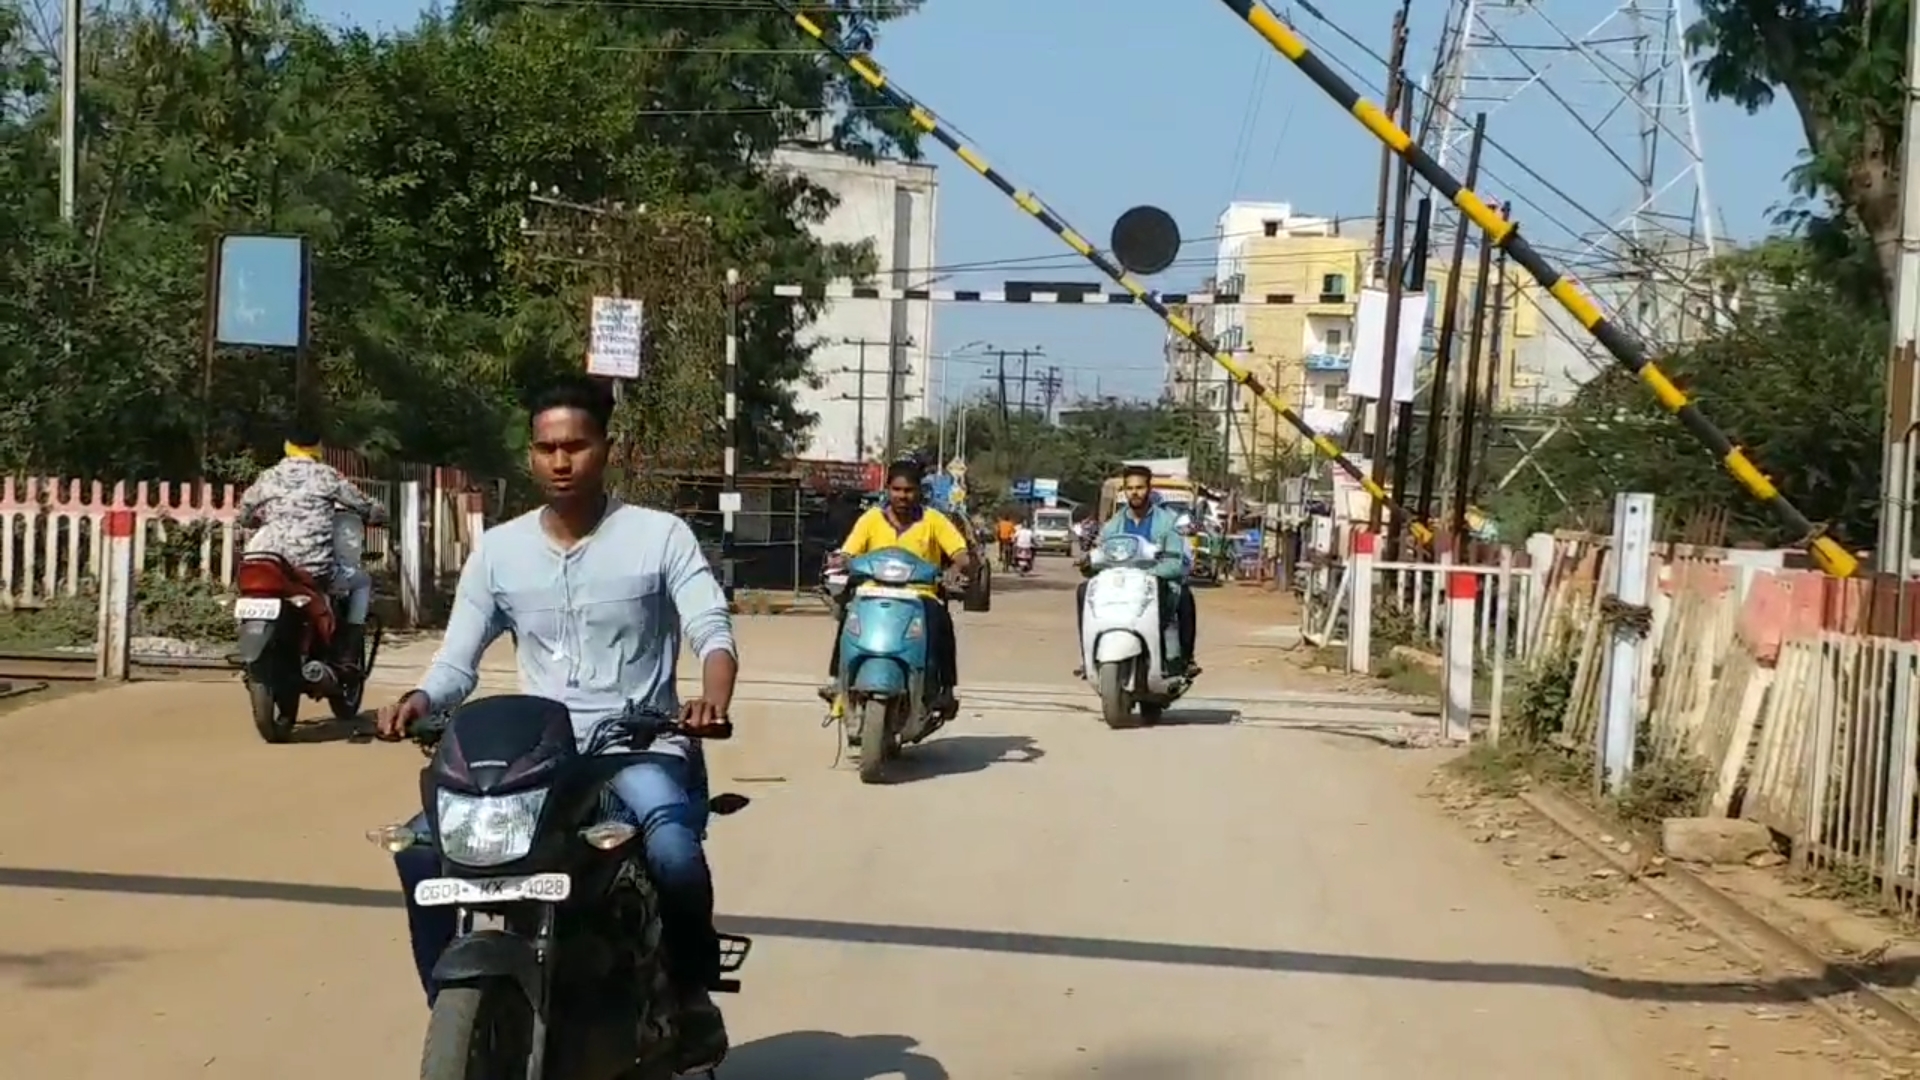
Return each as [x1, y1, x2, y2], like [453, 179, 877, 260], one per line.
[420, 980, 536, 1080]
[1096, 661, 1142, 731]
[247, 675, 299, 744]
[857, 699, 891, 784]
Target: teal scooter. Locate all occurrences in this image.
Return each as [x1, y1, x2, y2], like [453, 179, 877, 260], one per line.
[826, 546, 957, 783]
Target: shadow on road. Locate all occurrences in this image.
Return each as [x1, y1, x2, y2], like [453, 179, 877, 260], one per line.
[886, 734, 1043, 784]
[287, 709, 377, 744]
[0, 865, 1899, 1008]
[0, 947, 144, 990]
[1152, 708, 1240, 726]
[722, 1031, 948, 1079]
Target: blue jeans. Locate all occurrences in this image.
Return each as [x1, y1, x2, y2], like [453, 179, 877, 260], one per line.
[394, 751, 718, 1004]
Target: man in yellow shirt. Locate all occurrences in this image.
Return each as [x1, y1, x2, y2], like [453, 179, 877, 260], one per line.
[824, 460, 975, 710]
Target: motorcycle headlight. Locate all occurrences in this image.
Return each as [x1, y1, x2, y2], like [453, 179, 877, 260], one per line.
[435, 788, 547, 867]
[872, 558, 913, 583]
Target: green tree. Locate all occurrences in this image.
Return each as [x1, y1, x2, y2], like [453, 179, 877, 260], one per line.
[1689, 0, 1905, 307]
[1500, 261, 1885, 544]
[0, 0, 933, 483]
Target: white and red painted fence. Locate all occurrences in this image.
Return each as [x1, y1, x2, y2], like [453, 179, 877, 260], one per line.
[0, 474, 488, 620]
[0, 478, 246, 609]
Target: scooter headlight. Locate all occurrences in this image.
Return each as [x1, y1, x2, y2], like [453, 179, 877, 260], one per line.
[435, 788, 547, 867]
[872, 558, 914, 584]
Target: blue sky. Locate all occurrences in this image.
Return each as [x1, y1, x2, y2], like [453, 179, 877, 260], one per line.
[313, 0, 1806, 404]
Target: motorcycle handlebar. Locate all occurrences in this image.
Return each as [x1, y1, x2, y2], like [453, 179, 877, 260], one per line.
[613, 708, 735, 742]
[403, 706, 733, 752]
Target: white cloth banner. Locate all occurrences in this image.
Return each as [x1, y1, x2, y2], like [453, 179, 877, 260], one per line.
[1344, 288, 1426, 404]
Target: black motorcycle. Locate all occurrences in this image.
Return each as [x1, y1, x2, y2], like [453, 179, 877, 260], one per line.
[377, 698, 751, 1080]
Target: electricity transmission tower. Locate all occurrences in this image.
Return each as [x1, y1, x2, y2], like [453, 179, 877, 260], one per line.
[1423, 0, 1721, 403]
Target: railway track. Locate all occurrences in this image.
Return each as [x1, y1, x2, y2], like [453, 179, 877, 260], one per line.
[0, 651, 238, 684]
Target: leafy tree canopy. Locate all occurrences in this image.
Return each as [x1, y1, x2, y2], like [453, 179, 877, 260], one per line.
[0, 0, 925, 483]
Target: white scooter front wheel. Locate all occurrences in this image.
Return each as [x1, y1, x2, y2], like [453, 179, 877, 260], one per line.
[1095, 659, 1142, 730]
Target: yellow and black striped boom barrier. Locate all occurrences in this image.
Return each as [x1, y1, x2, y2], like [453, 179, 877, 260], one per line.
[1214, 0, 1857, 578]
[772, 2, 1435, 546]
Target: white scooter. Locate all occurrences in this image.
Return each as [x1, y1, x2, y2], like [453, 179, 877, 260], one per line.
[1078, 529, 1195, 729]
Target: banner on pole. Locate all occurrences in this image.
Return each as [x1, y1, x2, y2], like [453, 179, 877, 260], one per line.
[587, 296, 644, 379]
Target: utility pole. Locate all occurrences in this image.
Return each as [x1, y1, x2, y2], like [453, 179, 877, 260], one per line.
[1040, 365, 1063, 422]
[993, 349, 1012, 428]
[59, 0, 79, 223]
[1471, 241, 1512, 502]
[838, 337, 910, 460]
[1385, 192, 1432, 560]
[988, 348, 1046, 418]
[1367, 80, 1416, 535]
[1419, 113, 1487, 533]
[1450, 204, 1504, 540]
[1366, 1, 1412, 284]
[1880, 0, 1920, 599]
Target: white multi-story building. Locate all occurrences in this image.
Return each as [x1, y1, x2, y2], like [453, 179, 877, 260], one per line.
[1164, 201, 1342, 476]
[769, 145, 939, 463]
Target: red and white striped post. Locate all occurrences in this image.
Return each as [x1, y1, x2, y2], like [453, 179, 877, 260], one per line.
[1347, 531, 1376, 675]
[1443, 570, 1477, 742]
[95, 510, 136, 681]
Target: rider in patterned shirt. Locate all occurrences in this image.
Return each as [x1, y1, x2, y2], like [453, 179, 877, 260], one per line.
[237, 422, 386, 669]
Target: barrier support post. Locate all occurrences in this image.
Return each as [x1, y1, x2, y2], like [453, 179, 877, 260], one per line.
[96, 510, 135, 681]
[1348, 532, 1375, 675]
[1489, 547, 1514, 744]
[399, 480, 423, 627]
[1599, 492, 1654, 791]
[1444, 570, 1477, 743]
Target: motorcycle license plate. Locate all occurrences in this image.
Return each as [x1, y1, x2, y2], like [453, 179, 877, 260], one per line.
[233, 597, 282, 620]
[413, 873, 572, 907]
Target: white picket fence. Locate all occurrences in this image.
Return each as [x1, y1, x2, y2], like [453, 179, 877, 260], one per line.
[0, 475, 487, 621]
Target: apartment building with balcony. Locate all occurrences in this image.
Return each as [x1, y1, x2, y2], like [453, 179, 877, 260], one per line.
[1211, 202, 1541, 479]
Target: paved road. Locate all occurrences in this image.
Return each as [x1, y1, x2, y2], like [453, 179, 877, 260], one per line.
[0, 558, 1686, 1077]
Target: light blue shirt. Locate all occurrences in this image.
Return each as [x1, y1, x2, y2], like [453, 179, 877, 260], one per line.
[1099, 504, 1188, 583]
[414, 499, 736, 756]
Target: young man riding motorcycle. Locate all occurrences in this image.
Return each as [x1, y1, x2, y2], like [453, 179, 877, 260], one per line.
[236, 421, 387, 672]
[994, 514, 1016, 571]
[819, 460, 974, 712]
[373, 376, 738, 1066]
[1074, 464, 1199, 677]
[1012, 519, 1036, 570]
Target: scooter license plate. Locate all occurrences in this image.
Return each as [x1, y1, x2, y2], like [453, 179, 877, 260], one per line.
[413, 873, 572, 907]
[233, 597, 282, 620]
[856, 586, 922, 600]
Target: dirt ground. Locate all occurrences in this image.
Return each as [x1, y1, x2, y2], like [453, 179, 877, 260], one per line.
[1417, 758, 1914, 1077]
[3, 560, 1910, 1077]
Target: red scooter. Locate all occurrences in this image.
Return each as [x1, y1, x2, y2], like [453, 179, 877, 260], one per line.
[1014, 545, 1035, 575]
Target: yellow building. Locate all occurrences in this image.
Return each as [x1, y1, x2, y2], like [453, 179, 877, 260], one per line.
[1229, 228, 1541, 478]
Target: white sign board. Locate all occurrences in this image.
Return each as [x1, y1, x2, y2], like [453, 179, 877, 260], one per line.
[1344, 288, 1427, 404]
[587, 296, 644, 379]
